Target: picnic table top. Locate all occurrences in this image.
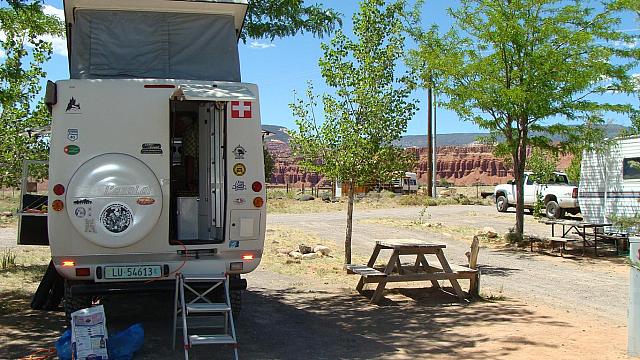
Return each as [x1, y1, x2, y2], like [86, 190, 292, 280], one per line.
[375, 239, 446, 249]
[541, 219, 612, 227]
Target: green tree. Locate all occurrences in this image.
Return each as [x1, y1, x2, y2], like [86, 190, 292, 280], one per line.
[409, 0, 638, 237]
[263, 146, 275, 182]
[290, 0, 417, 264]
[0, 0, 62, 189]
[244, 1, 342, 41]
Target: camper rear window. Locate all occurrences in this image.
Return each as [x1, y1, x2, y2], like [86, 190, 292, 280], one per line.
[623, 158, 640, 180]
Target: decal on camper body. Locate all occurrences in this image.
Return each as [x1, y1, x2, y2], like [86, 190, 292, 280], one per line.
[233, 145, 246, 159]
[232, 181, 246, 191]
[67, 129, 79, 141]
[231, 101, 252, 119]
[65, 97, 81, 113]
[233, 163, 246, 176]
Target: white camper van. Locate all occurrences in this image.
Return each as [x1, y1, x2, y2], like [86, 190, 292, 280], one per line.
[22, 0, 266, 323]
[579, 137, 640, 226]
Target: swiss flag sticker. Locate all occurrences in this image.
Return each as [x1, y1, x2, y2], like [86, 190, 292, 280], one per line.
[231, 101, 252, 119]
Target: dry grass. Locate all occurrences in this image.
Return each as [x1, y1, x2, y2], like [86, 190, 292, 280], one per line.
[0, 246, 51, 315]
[357, 216, 509, 248]
[0, 192, 19, 228]
[266, 189, 492, 214]
[262, 225, 369, 287]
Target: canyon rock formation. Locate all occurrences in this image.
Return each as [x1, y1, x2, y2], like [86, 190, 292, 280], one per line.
[266, 140, 570, 187]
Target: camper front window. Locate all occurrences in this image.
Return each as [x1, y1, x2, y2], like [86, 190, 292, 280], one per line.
[623, 157, 640, 180]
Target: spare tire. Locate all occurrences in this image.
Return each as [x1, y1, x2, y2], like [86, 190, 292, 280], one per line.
[66, 153, 163, 248]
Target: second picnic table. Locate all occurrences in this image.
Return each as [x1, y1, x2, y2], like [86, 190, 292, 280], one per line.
[542, 219, 619, 256]
[347, 239, 478, 304]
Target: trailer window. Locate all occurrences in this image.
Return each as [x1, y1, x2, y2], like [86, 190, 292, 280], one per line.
[623, 158, 640, 180]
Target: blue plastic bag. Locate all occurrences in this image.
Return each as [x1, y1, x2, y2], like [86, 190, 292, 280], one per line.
[108, 323, 145, 360]
[55, 329, 72, 360]
[55, 324, 144, 360]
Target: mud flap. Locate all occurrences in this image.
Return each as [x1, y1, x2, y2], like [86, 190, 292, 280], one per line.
[31, 260, 64, 310]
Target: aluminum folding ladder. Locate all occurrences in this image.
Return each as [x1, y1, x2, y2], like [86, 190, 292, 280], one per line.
[172, 273, 238, 360]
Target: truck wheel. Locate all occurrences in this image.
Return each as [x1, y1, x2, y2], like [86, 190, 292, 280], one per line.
[496, 195, 509, 212]
[231, 290, 241, 318]
[64, 280, 92, 325]
[545, 201, 564, 219]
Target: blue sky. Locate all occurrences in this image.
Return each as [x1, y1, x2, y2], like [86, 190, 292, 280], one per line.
[38, 0, 640, 135]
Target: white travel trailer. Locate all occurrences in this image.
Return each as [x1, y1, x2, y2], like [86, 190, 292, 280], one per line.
[579, 137, 640, 226]
[22, 0, 266, 332]
[390, 172, 419, 193]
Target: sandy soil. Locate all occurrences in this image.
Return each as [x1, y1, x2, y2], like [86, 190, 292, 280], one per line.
[0, 205, 634, 359]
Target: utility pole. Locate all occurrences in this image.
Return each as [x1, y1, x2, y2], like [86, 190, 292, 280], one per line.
[432, 90, 437, 198]
[426, 86, 433, 197]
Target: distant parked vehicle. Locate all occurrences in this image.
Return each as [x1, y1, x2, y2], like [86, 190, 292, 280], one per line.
[579, 137, 640, 226]
[494, 172, 580, 219]
[390, 172, 418, 194]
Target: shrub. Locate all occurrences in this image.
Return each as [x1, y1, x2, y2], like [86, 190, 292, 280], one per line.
[398, 194, 424, 206]
[504, 228, 522, 243]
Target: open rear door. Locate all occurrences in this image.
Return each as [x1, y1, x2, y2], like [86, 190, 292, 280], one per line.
[171, 84, 257, 244]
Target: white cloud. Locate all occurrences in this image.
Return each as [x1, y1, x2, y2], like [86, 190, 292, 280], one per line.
[614, 39, 638, 49]
[0, 49, 5, 59]
[40, 5, 67, 57]
[250, 41, 276, 49]
[42, 4, 65, 20]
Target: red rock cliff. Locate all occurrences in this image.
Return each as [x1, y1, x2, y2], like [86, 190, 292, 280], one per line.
[266, 141, 569, 187]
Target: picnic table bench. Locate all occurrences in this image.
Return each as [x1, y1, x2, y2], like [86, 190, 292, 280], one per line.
[347, 239, 479, 304]
[543, 220, 613, 256]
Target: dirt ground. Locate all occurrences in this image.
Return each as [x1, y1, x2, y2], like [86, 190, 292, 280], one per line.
[0, 204, 634, 359]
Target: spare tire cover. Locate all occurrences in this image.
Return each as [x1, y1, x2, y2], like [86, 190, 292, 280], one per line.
[67, 153, 163, 248]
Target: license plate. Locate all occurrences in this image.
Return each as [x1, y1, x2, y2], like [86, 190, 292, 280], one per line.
[104, 265, 162, 280]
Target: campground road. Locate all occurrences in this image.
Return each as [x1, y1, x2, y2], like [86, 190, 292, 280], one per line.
[268, 205, 629, 323]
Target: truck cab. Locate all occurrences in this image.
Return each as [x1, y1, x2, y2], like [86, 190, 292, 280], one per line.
[40, 0, 265, 317]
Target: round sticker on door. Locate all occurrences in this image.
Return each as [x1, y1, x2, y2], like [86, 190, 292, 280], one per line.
[99, 203, 133, 234]
[233, 163, 246, 176]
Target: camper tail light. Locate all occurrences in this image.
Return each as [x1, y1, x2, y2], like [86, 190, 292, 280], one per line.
[230, 262, 243, 271]
[572, 188, 578, 198]
[252, 181, 262, 192]
[53, 184, 65, 196]
[75, 268, 90, 277]
[253, 197, 264, 208]
[52, 200, 64, 212]
[242, 253, 255, 261]
[62, 260, 75, 267]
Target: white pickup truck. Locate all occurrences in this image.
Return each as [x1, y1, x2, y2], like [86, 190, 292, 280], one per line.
[494, 172, 580, 219]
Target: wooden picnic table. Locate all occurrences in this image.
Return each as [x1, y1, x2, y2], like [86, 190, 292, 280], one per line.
[542, 220, 613, 256]
[347, 239, 478, 304]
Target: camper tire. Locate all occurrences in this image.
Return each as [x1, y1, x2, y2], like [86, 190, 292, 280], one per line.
[63, 280, 93, 325]
[496, 195, 509, 212]
[545, 201, 564, 219]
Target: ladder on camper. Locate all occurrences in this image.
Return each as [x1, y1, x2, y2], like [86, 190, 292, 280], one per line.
[172, 273, 238, 360]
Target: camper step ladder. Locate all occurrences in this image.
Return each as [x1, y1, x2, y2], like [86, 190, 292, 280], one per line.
[173, 273, 238, 360]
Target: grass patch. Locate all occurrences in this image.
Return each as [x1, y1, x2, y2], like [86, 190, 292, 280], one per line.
[0, 246, 51, 315]
[358, 217, 480, 240]
[266, 190, 492, 214]
[262, 226, 368, 287]
[0, 192, 19, 228]
[480, 287, 508, 302]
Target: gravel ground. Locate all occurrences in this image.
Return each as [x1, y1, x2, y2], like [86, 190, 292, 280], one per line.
[1, 204, 631, 359]
[268, 205, 629, 323]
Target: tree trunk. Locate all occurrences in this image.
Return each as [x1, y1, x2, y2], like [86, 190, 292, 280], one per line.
[426, 87, 433, 197]
[513, 137, 528, 238]
[345, 184, 354, 265]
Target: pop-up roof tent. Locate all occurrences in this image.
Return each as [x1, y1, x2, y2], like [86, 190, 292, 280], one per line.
[63, 0, 248, 81]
